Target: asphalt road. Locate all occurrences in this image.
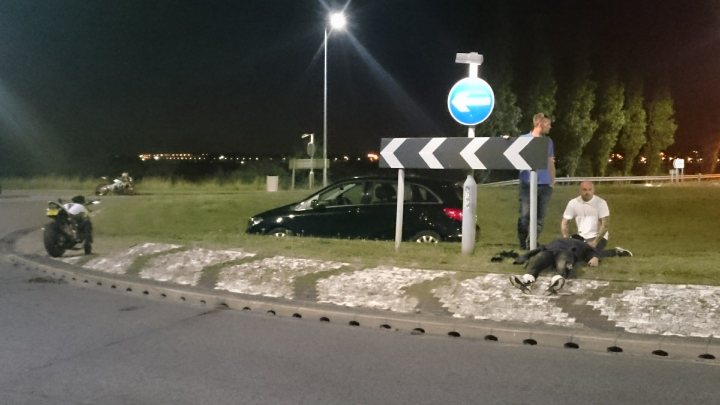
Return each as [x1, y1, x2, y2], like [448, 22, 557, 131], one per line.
[1, 191, 718, 404]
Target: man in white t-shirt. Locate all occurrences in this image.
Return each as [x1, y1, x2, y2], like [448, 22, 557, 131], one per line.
[561, 181, 632, 261]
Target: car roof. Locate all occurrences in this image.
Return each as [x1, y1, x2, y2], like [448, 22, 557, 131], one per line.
[333, 175, 460, 186]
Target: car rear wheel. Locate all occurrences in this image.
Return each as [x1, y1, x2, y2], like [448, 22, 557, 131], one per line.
[411, 230, 441, 243]
[267, 227, 293, 237]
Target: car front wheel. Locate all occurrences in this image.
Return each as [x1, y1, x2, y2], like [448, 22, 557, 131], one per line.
[267, 227, 293, 238]
[411, 230, 441, 243]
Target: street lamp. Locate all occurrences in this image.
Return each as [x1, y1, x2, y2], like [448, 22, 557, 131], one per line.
[323, 11, 347, 187]
[302, 133, 315, 188]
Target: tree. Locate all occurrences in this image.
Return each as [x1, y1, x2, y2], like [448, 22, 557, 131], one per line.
[643, 87, 678, 174]
[584, 72, 625, 176]
[475, 58, 521, 137]
[555, 53, 598, 176]
[616, 80, 647, 175]
[475, 5, 521, 138]
[704, 136, 720, 174]
[522, 49, 557, 131]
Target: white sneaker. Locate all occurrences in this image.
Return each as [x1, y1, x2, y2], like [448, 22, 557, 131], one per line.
[510, 274, 535, 293]
[615, 247, 633, 257]
[547, 274, 566, 294]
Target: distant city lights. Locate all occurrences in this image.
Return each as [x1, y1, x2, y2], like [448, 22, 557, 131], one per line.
[137, 150, 716, 166]
[138, 152, 378, 163]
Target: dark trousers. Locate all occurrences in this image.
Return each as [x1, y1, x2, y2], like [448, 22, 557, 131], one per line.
[77, 219, 93, 245]
[576, 235, 616, 258]
[517, 183, 553, 249]
[527, 250, 573, 279]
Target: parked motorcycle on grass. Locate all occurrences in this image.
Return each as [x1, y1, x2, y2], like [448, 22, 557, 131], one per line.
[43, 195, 99, 257]
[95, 172, 135, 196]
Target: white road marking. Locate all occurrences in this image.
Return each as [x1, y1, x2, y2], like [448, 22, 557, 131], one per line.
[83, 242, 181, 274]
[434, 274, 608, 327]
[215, 256, 346, 299]
[140, 248, 254, 285]
[317, 267, 452, 313]
[587, 284, 720, 338]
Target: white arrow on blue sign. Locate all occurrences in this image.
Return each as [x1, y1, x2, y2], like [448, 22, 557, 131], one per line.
[447, 77, 495, 126]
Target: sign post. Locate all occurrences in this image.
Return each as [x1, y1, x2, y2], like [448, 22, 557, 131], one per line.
[673, 158, 685, 182]
[380, 136, 548, 251]
[289, 158, 328, 190]
[449, 52, 494, 255]
[394, 169, 405, 252]
[302, 133, 316, 189]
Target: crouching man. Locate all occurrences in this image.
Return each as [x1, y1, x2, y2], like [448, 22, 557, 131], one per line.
[63, 195, 94, 254]
[509, 237, 599, 294]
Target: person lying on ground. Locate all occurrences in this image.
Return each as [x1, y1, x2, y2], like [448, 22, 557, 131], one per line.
[509, 237, 599, 294]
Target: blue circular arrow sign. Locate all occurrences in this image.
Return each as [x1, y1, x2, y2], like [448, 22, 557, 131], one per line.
[447, 77, 495, 126]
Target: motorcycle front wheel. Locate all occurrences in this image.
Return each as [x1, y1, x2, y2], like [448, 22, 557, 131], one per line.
[43, 222, 67, 257]
[95, 184, 110, 196]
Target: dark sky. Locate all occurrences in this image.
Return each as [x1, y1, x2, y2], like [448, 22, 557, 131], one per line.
[1, 0, 719, 173]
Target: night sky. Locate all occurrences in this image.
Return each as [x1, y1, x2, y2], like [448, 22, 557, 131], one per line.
[1, 0, 719, 174]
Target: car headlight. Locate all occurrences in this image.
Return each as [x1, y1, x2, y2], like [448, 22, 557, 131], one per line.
[249, 217, 263, 227]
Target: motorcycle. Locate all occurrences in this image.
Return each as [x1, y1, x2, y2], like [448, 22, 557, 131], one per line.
[43, 196, 99, 257]
[95, 173, 135, 196]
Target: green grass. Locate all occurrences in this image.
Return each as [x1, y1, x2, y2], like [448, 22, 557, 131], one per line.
[85, 180, 720, 286]
[1, 175, 99, 190]
[1, 175, 274, 193]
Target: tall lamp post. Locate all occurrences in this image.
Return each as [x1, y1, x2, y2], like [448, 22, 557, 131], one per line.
[323, 11, 347, 187]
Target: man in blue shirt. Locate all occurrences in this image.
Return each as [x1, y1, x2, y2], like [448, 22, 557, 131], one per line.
[517, 113, 556, 250]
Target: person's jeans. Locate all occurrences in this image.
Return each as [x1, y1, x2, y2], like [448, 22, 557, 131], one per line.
[517, 183, 553, 249]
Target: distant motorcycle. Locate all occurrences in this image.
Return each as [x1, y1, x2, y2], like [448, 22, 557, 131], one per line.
[43, 196, 99, 257]
[95, 172, 135, 196]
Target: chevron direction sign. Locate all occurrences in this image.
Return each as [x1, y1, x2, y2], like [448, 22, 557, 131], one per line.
[379, 137, 548, 170]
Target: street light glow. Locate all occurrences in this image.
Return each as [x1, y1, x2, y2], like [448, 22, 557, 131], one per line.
[329, 12, 346, 30]
[323, 10, 348, 187]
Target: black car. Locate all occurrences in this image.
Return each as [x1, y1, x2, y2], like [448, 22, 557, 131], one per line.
[246, 176, 474, 243]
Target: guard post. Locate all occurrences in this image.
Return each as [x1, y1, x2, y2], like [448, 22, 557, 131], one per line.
[448, 52, 494, 254]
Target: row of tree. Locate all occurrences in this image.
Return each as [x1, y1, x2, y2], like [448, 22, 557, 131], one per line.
[474, 52, 678, 177]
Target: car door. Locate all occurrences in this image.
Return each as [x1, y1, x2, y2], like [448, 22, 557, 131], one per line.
[352, 180, 401, 239]
[289, 180, 367, 238]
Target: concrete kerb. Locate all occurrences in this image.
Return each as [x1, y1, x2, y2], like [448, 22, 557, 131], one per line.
[3, 253, 718, 364]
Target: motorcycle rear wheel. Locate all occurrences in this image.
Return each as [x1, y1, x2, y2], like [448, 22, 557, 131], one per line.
[43, 222, 67, 257]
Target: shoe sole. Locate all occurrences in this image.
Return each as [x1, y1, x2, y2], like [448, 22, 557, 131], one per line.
[509, 276, 532, 293]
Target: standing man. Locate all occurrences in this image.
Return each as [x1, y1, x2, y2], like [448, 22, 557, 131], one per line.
[517, 113, 556, 250]
[561, 181, 632, 257]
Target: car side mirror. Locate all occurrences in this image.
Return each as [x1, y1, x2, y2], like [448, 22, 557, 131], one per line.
[311, 200, 326, 211]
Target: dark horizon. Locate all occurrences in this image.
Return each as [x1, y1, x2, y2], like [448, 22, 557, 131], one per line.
[2, 0, 719, 175]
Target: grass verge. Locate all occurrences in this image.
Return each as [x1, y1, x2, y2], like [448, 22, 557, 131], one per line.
[82, 180, 720, 286]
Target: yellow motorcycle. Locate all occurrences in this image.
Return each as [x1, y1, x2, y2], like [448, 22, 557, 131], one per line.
[43, 196, 99, 257]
